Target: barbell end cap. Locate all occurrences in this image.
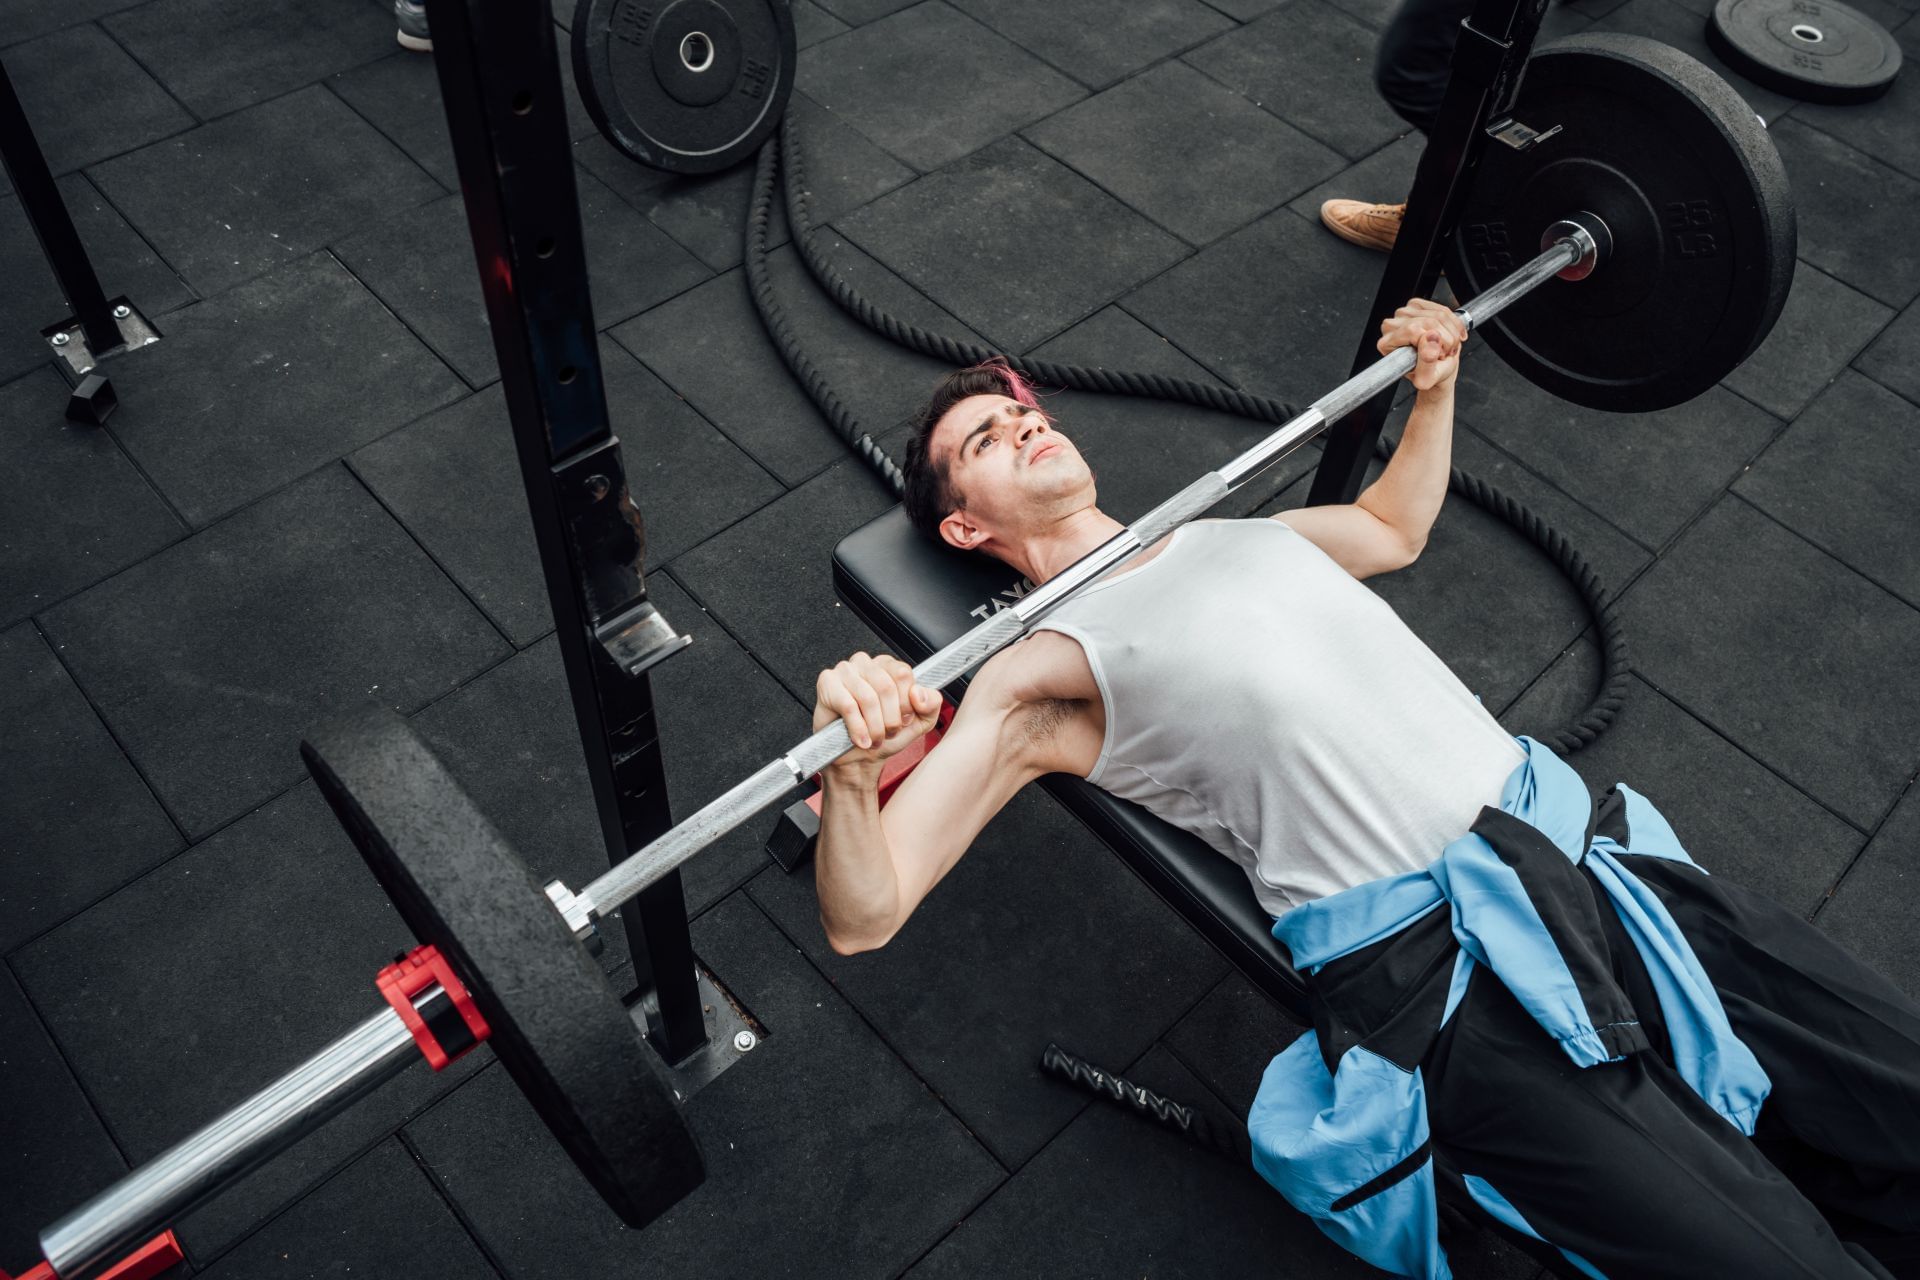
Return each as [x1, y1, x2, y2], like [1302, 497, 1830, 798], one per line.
[544, 879, 602, 955]
[1544, 212, 1611, 282]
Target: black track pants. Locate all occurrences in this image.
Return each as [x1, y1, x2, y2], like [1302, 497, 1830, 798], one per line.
[1419, 856, 1920, 1279]
[1373, 0, 1476, 134]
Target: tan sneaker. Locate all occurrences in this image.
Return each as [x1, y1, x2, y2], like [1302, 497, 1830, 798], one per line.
[1319, 200, 1405, 252]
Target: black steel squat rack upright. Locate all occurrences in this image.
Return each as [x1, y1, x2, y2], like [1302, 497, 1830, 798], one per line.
[425, 0, 709, 1064]
[1310, 0, 1555, 505]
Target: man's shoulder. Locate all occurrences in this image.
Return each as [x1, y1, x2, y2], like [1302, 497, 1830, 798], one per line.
[975, 629, 1099, 707]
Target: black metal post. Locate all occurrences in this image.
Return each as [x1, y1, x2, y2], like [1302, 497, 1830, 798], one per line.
[424, 0, 707, 1062]
[0, 60, 121, 355]
[1306, 0, 1549, 506]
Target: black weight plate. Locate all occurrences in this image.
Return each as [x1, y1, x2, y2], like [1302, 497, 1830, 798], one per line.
[573, 0, 795, 174]
[301, 707, 705, 1227]
[1448, 33, 1796, 412]
[1707, 0, 1902, 104]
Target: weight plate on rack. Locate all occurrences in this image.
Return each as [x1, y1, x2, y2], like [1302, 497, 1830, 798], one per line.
[1707, 0, 1902, 105]
[1448, 33, 1797, 413]
[302, 708, 705, 1228]
[572, 0, 796, 173]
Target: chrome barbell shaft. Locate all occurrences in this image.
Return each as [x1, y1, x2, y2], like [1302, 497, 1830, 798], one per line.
[39, 994, 435, 1279]
[581, 228, 1590, 919]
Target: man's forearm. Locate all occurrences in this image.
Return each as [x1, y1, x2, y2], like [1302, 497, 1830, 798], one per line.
[815, 766, 905, 953]
[1355, 382, 1455, 555]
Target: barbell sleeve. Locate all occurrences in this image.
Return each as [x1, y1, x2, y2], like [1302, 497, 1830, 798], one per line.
[39, 999, 429, 1279]
[581, 226, 1594, 920]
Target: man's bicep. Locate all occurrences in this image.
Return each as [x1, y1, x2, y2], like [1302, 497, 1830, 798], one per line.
[1271, 506, 1415, 580]
[876, 701, 1037, 912]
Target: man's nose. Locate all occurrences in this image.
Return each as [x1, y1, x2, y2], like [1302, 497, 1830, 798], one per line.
[1015, 413, 1044, 441]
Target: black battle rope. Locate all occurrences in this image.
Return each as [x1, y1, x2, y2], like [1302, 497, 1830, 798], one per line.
[743, 120, 1631, 754]
[1039, 1044, 1252, 1166]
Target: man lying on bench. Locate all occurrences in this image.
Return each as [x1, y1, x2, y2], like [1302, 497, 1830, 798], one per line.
[805, 299, 1920, 1280]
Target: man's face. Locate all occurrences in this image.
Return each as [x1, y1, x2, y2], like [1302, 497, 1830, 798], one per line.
[930, 393, 1095, 552]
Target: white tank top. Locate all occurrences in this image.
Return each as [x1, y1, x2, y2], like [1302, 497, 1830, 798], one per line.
[1032, 518, 1526, 915]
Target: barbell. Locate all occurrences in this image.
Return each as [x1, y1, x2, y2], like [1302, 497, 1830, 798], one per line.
[21, 32, 1794, 1280]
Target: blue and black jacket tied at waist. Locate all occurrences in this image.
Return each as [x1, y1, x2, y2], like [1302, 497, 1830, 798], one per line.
[1249, 737, 1772, 1279]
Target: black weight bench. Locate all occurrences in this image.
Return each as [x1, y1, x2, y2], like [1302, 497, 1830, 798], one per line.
[832, 507, 1309, 1021]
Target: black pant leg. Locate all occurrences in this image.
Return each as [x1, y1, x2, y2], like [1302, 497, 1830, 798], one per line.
[1426, 962, 1890, 1279]
[1373, 0, 1476, 133]
[1621, 857, 1920, 1270]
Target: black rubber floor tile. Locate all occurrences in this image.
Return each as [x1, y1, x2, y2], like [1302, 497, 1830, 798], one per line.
[613, 237, 990, 486]
[1318, 0, 1404, 29]
[408, 582, 800, 920]
[95, 252, 466, 527]
[0, 368, 181, 629]
[1184, 2, 1412, 160]
[782, 91, 919, 220]
[0, 0, 145, 48]
[1856, 299, 1920, 407]
[1163, 974, 1305, 1116]
[796, 2, 1084, 172]
[1447, 422, 1654, 593]
[1506, 670, 1864, 915]
[88, 84, 443, 298]
[1736, 371, 1920, 606]
[1765, 118, 1920, 309]
[1203, 0, 1287, 20]
[101, 0, 393, 119]
[336, 178, 709, 387]
[1288, 130, 1425, 215]
[1026, 60, 1346, 247]
[668, 460, 896, 702]
[795, 0, 851, 45]
[1592, 0, 1797, 121]
[1025, 305, 1326, 520]
[580, 91, 908, 274]
[1451, 346, 1779, 548]
[1121, 206, 1392, 406]
[1818, 781, 1920, 1000]
[1722, 264, 1894, 421]
[0, 967, 128, 1272]
[1619, 497, 1920, 830]
[1794, 24, 1920, 183]
[352, 340, 778, 647]
[0, 621, 181, 954]
[907, 1046, 1376, 1280]
[841, 138, 1188, 352]
[331, 43, 598, 194]
[575, 133, 773, 273]
[328, 50, 465, 190]
[952, 0, 1234, 90]
[814, 0, 919, 25]
[0, 173, 196, 386]
[405, 891, 1002, 1280]
[751, 782, 1228, 1167]
[9, 782, 488, 1260]
[195, 1139, 494, 1280]
[0, 25, 193, 188]
[38, 464, 508, 836]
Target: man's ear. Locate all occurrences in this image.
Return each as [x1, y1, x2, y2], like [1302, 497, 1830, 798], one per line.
[938, 508, 980, 551]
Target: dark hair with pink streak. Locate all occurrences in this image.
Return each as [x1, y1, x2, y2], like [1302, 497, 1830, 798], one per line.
[900, 358, 1041, 542]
